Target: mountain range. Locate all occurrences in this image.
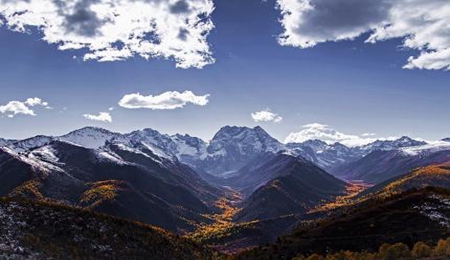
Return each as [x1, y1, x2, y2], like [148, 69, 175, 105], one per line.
[1, 125, 450, 256]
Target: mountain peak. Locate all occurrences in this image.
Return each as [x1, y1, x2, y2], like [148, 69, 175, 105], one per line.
[64, 126, 119, 136]
[59, 127, 121, 149]
[212, 126, 279, 146]
[213, 125, 250, 139]
[396, 136, 414, 142]
[301, 139, 328, 146]
[442, 138, 450, 142]
[140, 128, 163, 136]
[252, 125, 265, 132]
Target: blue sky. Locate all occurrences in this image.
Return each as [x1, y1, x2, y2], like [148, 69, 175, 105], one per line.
[0, 0, 449, 144]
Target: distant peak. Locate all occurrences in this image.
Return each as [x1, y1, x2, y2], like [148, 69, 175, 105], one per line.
[68, 126, 115, 135]
[442, 138, 450, 142]
[213, 125, 274, 141]
[253, 125, 264, 131]
[302, 139, 328, 146]
[213, 125, 250, 138]
[140, 128, 162, 135]
[397, 136, 413, 141]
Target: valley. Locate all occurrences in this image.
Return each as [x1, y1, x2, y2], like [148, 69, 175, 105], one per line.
[309, 181, 371, 213]
[188, 189, 243, 244]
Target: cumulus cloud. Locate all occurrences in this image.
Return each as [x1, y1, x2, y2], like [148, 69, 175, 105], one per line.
[83, 112, 112, 123]
[276, 0, 450, 70]
[0, 0, 215, 69]
[25, 97, 49, 107]
[284, 123, 381, 147]
[118, 91, 209, 110]
[0, 97, 50, 118]
[251, 109, 283, 123]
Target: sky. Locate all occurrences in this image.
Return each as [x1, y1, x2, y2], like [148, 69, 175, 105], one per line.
[0, 0, 449, 145]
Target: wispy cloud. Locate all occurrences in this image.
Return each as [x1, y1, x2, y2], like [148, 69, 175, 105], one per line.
[251, 109, 283, 123]
[276, 0, 450, 70]
[0, 97, 50, 118]
[0, 0, 215, 69]
[118, 91, 210, 110]
[83, 112, 112, 123]
[285, 123, 383, 147]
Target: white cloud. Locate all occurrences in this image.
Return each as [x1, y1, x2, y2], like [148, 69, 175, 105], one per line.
[83, 112, 112, 123]
[0, 0, 215, 69]
[118, 91, 209, 110]
[285, 123, 380, 146]
[0, 101, 35, 117]
[276, 0, 450, 70]
[251, 109, 283, 123]
[25, 97, 48, 107]
[0, 97, 50, 118]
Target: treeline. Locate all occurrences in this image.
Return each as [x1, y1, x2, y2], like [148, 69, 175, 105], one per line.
[293, 238, 450, 260]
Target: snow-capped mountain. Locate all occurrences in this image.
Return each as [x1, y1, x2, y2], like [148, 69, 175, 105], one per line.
[9, 135, 54, 153]
[286, 136, 429, 171]
[442, 138, 450, 142]
[357, 136, 427, 153]
[171, 134, 208, 164]
[209, 126, 284, 155]
[191, 126, 285, 176]
[400, 141, 450, 156]
[0, 135, 222, 232]
[58, 127, 123, 149]
[286, 140, 361, 169]
[0, 126, 442, 178]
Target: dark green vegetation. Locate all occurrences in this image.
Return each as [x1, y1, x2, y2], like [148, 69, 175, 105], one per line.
[237, 188, 450, 259]
[291, 238, 450, 259]
[0, 197, 221, 260]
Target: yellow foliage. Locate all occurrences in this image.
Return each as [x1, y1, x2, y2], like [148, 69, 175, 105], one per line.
[411, 241, 431, 258]
[11, 179, 44, 200]
[186, 190, 243, 244]
[384, 164, 450, 194]
[311, 182, 369, 213]
[80, 180, 127, 208]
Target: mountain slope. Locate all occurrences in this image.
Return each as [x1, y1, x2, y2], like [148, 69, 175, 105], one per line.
[0, 141, 219, 232]
[233, 154, 347, 222]
[0, 197, 220, 260]
[238, 188, 450, 259]
[361, 162, 450, 198]
[331, 146, 450, 184]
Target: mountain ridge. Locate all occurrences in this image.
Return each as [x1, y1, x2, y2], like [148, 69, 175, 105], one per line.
[0, 126, 435, 174]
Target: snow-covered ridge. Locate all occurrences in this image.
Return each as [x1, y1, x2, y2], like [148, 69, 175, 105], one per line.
[59, 127, 122, 150]
[0, 138, 12, 147]
[9, 135, 54, 153]
[401, 141, 450, 156]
